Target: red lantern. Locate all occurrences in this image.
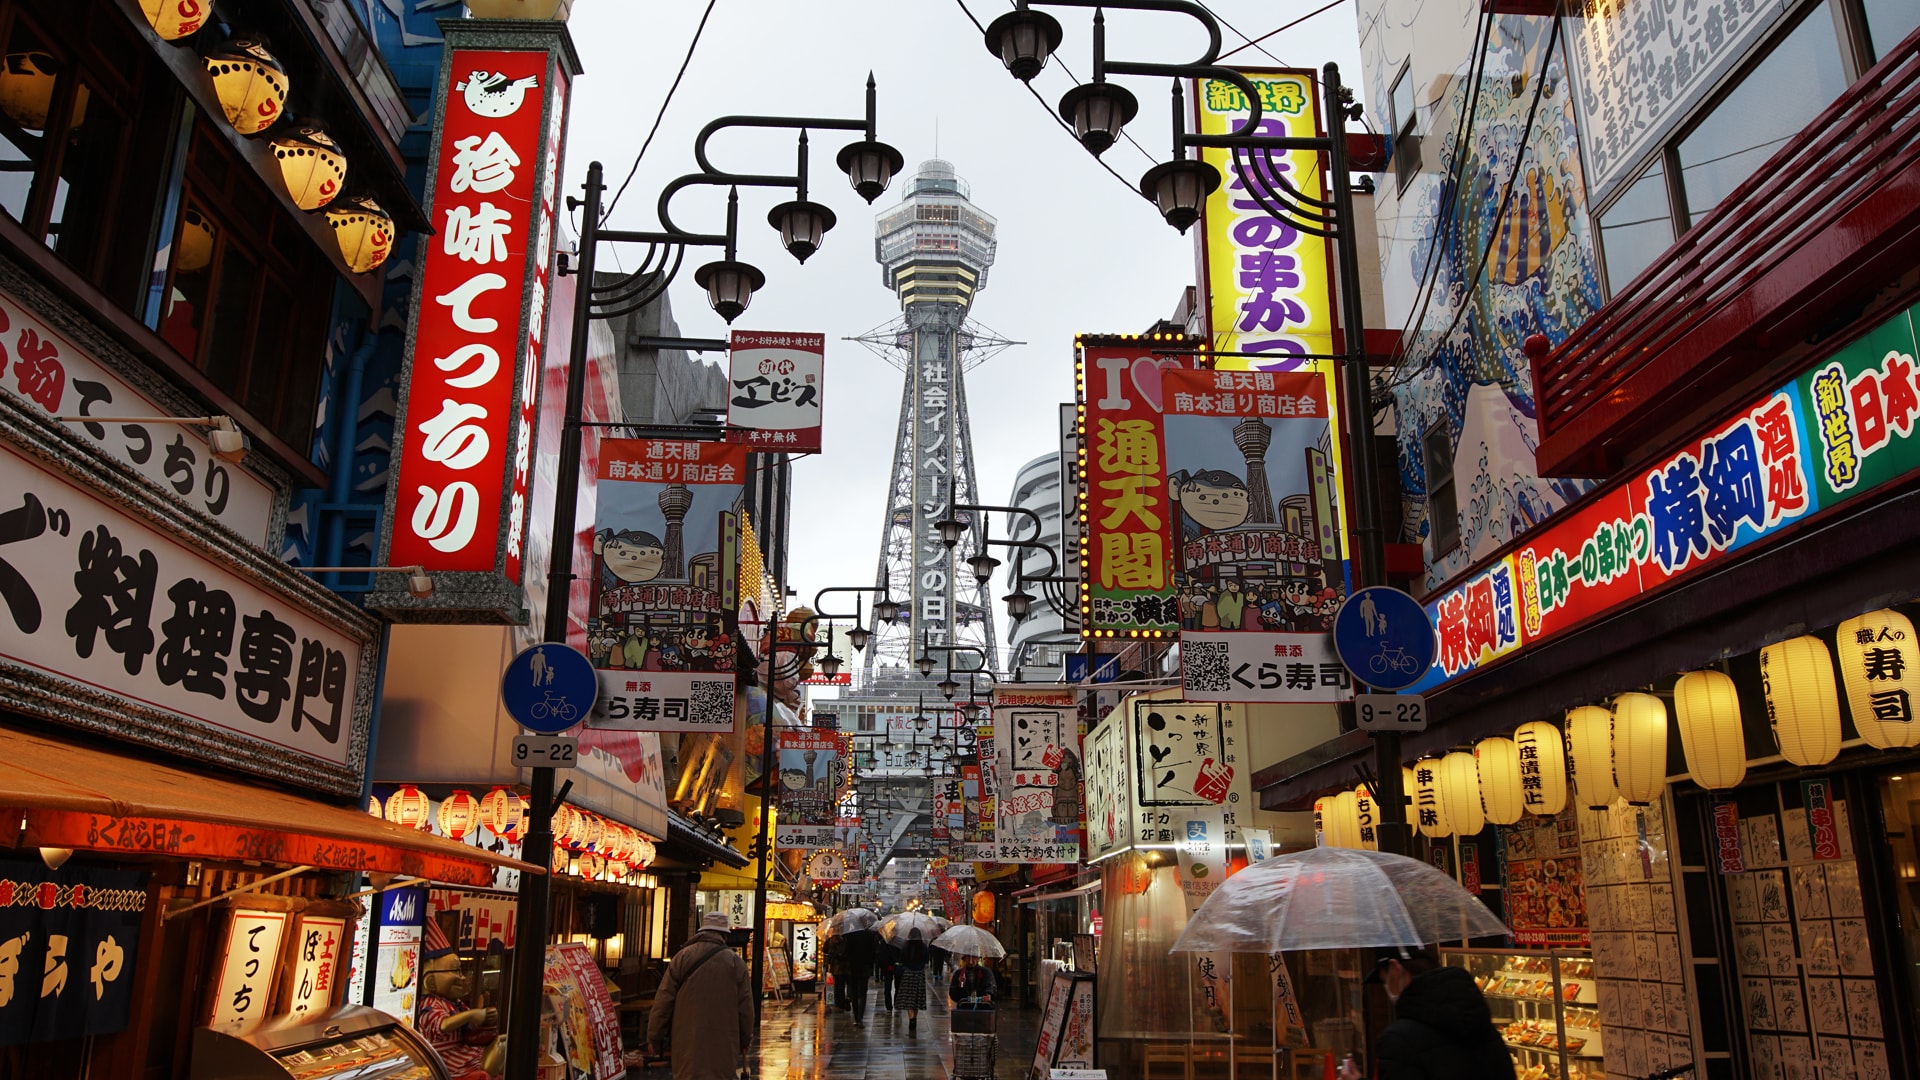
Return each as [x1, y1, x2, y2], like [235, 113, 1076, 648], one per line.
[384, 785, 430, 831]
[479, 787, 523, 838]
[971, 890, 995, 926]
[631, 837, 657, 869]
[436, 789, 479, 841]
[552, 805, 579, 849]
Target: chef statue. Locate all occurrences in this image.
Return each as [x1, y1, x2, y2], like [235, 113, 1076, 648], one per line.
[417, 921, 500, 1080]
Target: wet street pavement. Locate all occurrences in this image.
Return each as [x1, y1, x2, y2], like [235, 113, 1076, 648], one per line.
[749, 976, 1039, 1080]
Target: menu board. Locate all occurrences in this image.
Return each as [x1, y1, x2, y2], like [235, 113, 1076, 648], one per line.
[1500, 808, 1589, 948]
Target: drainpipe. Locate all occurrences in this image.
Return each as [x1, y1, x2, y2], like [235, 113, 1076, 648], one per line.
[321, 327, 379, 587]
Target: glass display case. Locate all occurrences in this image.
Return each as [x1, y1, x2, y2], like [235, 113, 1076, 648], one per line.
[1439, 949, 1602, 1080]
[192, 1004, 448, 1080]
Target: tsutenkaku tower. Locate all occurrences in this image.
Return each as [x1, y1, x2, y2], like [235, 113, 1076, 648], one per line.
[855, 159, 1009, 676]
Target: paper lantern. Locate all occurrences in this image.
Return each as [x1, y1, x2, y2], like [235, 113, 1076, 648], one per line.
[1513, 721, 1568, 816]
[365, 796, 381, 817]
[325, 194, 393, 273]
[175, 208, 216, 273]
[1439, 751, 1484, 836]
[1326, 790, 1358, 849]
[1760, 635, 1842, 765]
[1353, 785, 1379, 850]
[0, 53, 59, 131]
[1311, 797, 1328, 846]
[271, 123, 347, 210]
[205, 38, 289, 136]
[1674, 670, 1747, 790]
[971, 889, 995, 925]
[1401, 766, 1417, 824]
[141, 0, 210, 40]
[577, 812, 603, 851]
[631, 837, 656, 868]
[435, 789, 479, 841]
[1410, 757, 1451, 838]
[1565, 705, 1617, 810]
[384, 785, 430, 830]
[1836, 609, 1920, 749]
[479, 787, 523, 837]
[552, 804, 579, 848]
[1476, 737, 1524, 825]
[1612, 692, 1669, 805]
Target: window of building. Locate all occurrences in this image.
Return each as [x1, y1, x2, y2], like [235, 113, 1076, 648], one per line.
[1596, 158, 1675, 293]
[1862, 0, 1919, 63]
[1389, 64, 1421, 192]
[1422, 423, 1459, 556]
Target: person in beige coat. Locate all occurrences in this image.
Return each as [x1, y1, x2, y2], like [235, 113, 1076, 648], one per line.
[648, 912, 756, 1080]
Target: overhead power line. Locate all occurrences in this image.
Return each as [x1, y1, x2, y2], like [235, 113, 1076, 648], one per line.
[601, 0, 720, 224]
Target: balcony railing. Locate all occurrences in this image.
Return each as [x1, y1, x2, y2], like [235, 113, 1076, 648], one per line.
[1532, 31, 1920, 478]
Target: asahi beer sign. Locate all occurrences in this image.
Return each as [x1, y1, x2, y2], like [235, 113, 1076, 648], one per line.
[726, 331, 824, 452]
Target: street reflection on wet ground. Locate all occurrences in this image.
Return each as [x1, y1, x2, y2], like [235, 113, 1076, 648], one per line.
[749, 977, 1037, 1080]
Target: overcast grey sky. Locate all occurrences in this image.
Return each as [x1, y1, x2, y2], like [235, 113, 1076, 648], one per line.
[560, 0, 1361, 637]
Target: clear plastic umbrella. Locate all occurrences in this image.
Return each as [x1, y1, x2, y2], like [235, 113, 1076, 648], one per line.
[880, 911, 942, 944]
[824, 907, 878, 937]
[933, 924, 1006, 958]
[1170, 846, 1510, 953]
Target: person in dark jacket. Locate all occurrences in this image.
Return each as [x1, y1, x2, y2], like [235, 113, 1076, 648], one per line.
[825, 934, 849, 1012]
[648, 912, 755, 1080]
[839, 928, 880, 1024]
[1341, 953, 1515, 1080]
[878, 937, 901, 1011]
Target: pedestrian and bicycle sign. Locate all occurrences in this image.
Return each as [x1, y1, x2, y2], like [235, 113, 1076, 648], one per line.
[1332, 586, 1438, 691]
[501, 643, 598, 735]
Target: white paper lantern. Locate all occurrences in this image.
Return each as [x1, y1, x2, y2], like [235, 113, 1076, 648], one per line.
[1565, 706, 1617, 810]
[1324, 791, 1354, 848]
[1760, 636, 1842, 766]
[1836, 609, 1920, 749]
[1476, 737, 1525, 825]
[1612, 692, 1670, 805]
[1353, 785, 1379, 851]
[1513, 721, 1568, 816]
[1674, 670, 1747, 790]
[1411, 756, 1451, 838]
[1439, 751, 1484, 837]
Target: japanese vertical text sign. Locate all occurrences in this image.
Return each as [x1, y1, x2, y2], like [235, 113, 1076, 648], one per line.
[991, 687, 1082, 864]
[1077, 341, 1189, 638]
[726, 331, 825, 452]
[585, 438, 746, 731]
[379, 24, 577, 621]
[1193, 71, 1336, 364]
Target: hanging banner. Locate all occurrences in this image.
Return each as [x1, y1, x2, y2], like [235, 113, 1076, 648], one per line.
[774, 727, 841, 848]
[1192, 69, 1336, 363]
[585, 438, 745, 731]
[1173, 807, 1233, 1032]
[1160, 366, 1353, 702]
[0, 861, 148, 1047]
[369, 886, 424, 1023]
[991, 687, 1081, 864]
[725, 331, 825, 452]
[545, 941, 622, 1080]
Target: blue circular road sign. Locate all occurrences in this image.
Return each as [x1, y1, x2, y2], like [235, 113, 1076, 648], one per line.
[501, 643, 599, 735]
[1332, 586, 1438, 691]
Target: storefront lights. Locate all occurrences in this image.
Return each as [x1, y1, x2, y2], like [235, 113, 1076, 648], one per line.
[1351, 785, 1378, 850]
[436, 788, 479, 840]
[205, 37, 289, 137]
[1836, 609, 1920, 750]
[1475, 737, 1524, 825]
[1513, 721, 1567, 816]
[479, 786, 525, 838]
[1438, 751, 1484, 837]
[326, 194, 394, 273]
[1759, 635, 1841, 765]
[1611, 692, 1669, 806]
[1565, 705, 1617, 810]
[1412, 756, 1450, 839]
[1673, 670, 1746, 790]
[384, 785, 431, 830]
[141, 0, 210, 40]
[272, 122, 348, 211]
[1322, 791, 1352, 848]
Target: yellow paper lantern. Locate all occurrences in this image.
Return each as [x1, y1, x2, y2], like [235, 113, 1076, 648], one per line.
[1311, 796, 1328, 845]
[174, 208, 216, 274]
[465, 0, 575, 17]
[1760, 635, 1842, 765]
[1513, 721, 1568, 816]
[1326, 790, 1357, 849]
[384, 785, 431, 830]
[141, 0, 211, 40]
[1353, 785, 1378, 851]
[1401, 765, 1417, 823]
[326, 194, 394, 273]
[272, 123, 348, 210]
[1612, 692, 1670, 805]
[1411, 756, 1451, 838]
[436, 788, 479, 841]
[1674, 670, 1747, 790]
[205, 37, 289, 136]
[0, 53, 58, 131]
[1565, 705, 1617, 810]
[479, 787, 524, 838]
[1438, 751, 1484, 836]
[1836, 609, 1920, 749]
[1475, 737, 1524, 825]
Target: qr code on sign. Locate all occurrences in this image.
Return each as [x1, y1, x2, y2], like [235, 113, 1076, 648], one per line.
[690, 678, 735, 726]
[1184, 640, 1231, 692]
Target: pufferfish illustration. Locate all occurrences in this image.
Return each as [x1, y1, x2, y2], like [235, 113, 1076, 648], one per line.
[456, 71, 540, 118]
[1490, 164, 1570, 286]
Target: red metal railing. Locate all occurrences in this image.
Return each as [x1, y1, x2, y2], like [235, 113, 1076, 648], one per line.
[1533, 31, 1920, 477]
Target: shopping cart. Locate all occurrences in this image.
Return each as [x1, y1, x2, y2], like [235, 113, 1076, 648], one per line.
[950, 1004, 997, 1080]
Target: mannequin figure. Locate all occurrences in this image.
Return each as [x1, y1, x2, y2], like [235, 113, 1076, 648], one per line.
[418, 953, 499, 1080]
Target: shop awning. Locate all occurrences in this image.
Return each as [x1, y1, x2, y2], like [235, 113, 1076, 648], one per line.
[0, 727, 537, 888]
[1016, 879, 1102, 905]
[663, 810, 749, 869]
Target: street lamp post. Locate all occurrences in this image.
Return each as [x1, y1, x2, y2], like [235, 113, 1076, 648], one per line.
[978, 2, 1406, 854]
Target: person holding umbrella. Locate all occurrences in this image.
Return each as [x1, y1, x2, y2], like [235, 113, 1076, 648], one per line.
[897, 927, 930, 1035]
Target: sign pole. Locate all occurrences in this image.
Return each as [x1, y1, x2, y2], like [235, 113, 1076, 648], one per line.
[750, 453, 788, 1023]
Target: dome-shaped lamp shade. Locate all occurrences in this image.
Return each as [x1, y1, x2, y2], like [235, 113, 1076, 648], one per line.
[1674, 670, 1747, 790]
[1611, 692, 1670, 805]
[141, 0, 211, 39]
[1565, 705, 1617, 810]
[384, 785, 431, 831]
[835, 138, 905, 204]
[1140, 158, 1221, 235]
[205, 38, 289, 136]
[982, 7, 1063, 82]
[693, 259, 766, 324]
[0, 52, 60, 131]
[1352, 785, 1378, 850]
[1760, 635, 1842, 765]
[272, 123, 347, 210]
[1475, 737, 1524, 825]
[1837, 609, 1920, 749]
[1059, 81, 1139, 157]
[768, 199, 835, 264]
[326, 194, 394, 273]
[465, 0, 574, 18]
[1439, 751, 1484, 837]
[436, 788, 478, 841]
[1411, 756, 1451, 838]
[1513, 721, 1568, 816]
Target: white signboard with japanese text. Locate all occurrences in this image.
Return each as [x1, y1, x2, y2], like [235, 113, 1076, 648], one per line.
[1181, 631, 1350, 703]
[726, 331, 824, 452]
[991, 688, 1081, 864]
[286, 915, 347, 1019]
[211, 909, 287, 1028]
[1083, 711, 1132, 861]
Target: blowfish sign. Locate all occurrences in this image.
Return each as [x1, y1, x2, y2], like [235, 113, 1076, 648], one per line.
[380, 30, 576, 620]
[726, 331, 824, 452]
